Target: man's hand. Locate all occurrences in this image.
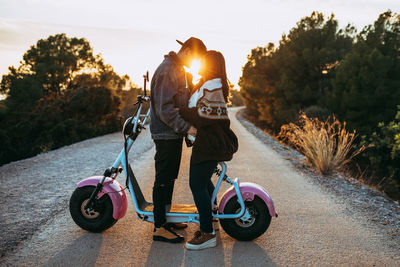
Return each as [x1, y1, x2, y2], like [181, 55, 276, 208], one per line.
[187, 126, 197, 137]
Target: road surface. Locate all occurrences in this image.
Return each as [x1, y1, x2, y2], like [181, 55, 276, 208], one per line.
[0, 108, 399, 266]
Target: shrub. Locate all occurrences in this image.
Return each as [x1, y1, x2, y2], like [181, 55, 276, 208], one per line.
[278, 112, 364, 175]
[360, 106, 400, 200]
[303, 105, 330, 121]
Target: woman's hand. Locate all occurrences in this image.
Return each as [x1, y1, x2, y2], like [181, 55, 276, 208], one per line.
[187, 126, 197, 137]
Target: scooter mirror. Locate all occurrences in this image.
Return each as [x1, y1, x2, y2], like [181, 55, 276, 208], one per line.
[143, 71, 149, 96]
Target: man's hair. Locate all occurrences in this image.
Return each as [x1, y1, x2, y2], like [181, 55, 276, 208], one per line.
[177, 37, 207, 57]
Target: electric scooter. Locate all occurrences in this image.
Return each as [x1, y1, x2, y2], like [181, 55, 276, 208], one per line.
[69, 72, 278, 241]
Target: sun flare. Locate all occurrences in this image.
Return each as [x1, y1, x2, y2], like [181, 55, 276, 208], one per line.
[185, 59, 202, 84]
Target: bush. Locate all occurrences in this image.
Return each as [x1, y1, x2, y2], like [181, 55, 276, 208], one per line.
[278, 112, 364, 175]
[361, 106, 400, 200]
[0, 86, 122, 165]
[303, 105, 331, 121]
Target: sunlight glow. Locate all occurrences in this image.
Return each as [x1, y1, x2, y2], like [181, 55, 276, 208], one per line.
[185, 59, 202, 85]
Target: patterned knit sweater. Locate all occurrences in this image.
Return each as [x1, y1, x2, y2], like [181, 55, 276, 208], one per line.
[181, 78, 238, 164]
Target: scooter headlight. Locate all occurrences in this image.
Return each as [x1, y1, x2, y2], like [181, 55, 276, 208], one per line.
[122, 117, 133, 135]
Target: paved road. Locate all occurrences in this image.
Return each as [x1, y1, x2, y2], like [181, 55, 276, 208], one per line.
[1, 108, 399, 266]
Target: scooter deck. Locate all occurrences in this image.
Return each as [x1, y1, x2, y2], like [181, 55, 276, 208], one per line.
[144, 204, 198, 214]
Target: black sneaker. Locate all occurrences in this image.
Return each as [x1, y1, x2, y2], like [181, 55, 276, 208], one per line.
[153, 225, 184, 243]
[164, 222, 188, 230]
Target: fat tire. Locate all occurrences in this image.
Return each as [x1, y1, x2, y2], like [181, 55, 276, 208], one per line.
[69, 186, 117, 232]
[220, 196, 271, 241]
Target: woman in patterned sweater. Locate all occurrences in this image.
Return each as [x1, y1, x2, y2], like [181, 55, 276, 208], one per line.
[181, 50, 238, 250]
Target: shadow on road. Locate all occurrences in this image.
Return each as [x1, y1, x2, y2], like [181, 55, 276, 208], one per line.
[44, 233, 103, 267]
[231, 241, 276, 266]
[143, 236, 186, 266]
[142, 230, 226, 266]
[182, 231, 225, 266]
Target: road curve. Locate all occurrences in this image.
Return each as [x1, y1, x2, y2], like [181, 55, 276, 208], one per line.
[1, 108, 399, 266]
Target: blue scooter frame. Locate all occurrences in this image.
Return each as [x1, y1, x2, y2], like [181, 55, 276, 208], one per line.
[70, 72, 277, 241]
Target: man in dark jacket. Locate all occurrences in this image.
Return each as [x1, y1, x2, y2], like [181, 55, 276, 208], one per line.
[150, 37, 207, 243]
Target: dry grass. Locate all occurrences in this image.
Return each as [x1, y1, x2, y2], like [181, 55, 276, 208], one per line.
[278, 112, 365, 175]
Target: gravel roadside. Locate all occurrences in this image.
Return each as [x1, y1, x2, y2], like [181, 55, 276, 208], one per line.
[236, 108, 400, 248]
[0, 130, 154, 258]
[1, 107, 399, 262]
[0, 107, 399, 266]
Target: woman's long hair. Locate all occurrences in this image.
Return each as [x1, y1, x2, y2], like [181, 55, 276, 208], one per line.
[197, 50, 230, 103]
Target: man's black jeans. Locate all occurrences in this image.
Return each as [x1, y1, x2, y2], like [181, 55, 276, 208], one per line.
[189, 159, 218, 233]
[153, 138, 183, 228]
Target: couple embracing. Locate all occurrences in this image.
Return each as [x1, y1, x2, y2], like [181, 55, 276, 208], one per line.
[149, 37, 238, 250]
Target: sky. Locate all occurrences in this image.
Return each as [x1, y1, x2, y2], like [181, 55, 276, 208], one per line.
[0, 0, 399, 91]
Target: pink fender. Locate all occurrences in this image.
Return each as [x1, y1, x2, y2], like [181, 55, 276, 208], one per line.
[77, 176, 128, 220]
[218, 182, 277, 218]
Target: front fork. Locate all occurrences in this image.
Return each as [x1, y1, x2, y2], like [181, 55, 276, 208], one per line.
[83, 167, 122, 211]
[212, 163, 277, 219]
[212, 164, 246, 220]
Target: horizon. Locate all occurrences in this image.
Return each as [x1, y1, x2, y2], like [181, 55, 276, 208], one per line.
[0, 0, 399, 95]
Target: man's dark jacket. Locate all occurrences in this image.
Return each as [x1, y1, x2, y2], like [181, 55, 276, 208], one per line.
[150, 52, 191, 139]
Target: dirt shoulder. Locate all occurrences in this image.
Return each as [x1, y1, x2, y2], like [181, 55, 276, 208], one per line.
[0, 130, 154, 259]
[236, 108, 400, 247]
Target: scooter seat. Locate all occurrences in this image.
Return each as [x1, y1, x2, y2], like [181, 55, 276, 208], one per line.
[144, 204, 198, 214]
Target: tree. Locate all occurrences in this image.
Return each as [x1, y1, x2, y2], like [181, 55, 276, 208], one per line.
[329, 11, 400, 135]
[229, 88, 244, 107]
[239, 45, 272, 118]
[239, 12, 354, 131]
[1, 34, 94, 96]
[0, 34, 135, 165]
[1, 34, 130, 107]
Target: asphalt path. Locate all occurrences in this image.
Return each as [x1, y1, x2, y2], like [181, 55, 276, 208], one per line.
[1, 108, 399, 266]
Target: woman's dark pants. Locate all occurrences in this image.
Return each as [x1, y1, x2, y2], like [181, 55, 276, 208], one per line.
[153, 139, 183, 228]
[189, 159, 217, 233]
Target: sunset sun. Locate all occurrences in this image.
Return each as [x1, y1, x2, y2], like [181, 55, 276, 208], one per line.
[185, 59, 202, 84]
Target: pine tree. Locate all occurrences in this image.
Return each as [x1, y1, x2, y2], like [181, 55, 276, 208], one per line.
[330, 11, 400, 135]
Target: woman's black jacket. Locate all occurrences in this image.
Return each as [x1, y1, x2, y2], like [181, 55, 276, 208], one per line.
[180, 78, 238, 164]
